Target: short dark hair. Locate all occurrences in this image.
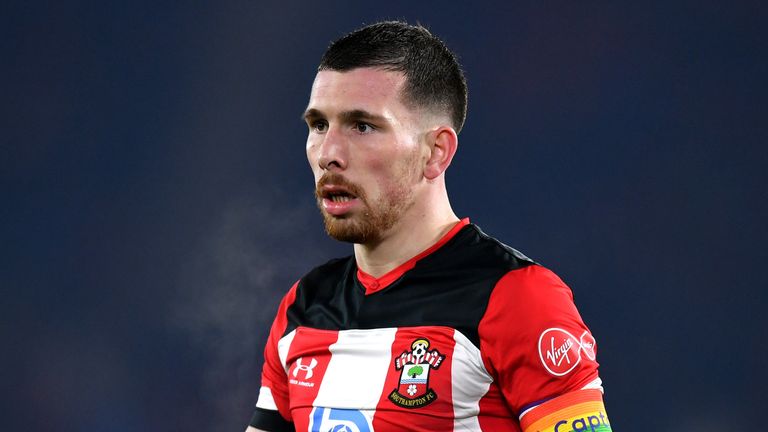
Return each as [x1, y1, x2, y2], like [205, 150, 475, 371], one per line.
[319, 21, 468, 133]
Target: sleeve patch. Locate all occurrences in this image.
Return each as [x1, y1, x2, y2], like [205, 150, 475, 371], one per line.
[538, 328, 596, 376]
[521, 389, 611, 432]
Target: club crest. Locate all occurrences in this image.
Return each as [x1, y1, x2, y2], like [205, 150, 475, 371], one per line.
[388, 338, 445, 408]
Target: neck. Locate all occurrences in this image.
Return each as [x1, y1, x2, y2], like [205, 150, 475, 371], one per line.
[353, 192, 459, 278]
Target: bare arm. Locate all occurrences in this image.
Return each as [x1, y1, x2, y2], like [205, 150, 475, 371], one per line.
[245, 427, 268, 432]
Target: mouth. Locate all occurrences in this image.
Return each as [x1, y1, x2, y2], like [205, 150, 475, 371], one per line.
[320, 185, 358, 201]
[318, 185, 361, 216]
[325, 191, 356, 203]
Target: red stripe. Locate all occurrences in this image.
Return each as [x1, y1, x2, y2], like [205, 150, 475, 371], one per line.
[283, 327, 339, 431]
[477, 383, 522, 431]
[261, 281, 300, 422]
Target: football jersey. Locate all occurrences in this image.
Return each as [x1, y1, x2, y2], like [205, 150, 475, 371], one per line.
[249, 219, 608, 431]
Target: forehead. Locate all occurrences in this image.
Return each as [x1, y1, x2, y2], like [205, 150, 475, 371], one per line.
[307, 68, 408, 115]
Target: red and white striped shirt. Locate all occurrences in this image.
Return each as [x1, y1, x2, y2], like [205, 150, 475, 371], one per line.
[250, 220, 608, 431]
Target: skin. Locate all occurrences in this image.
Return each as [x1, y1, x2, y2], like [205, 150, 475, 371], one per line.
[304, 67, 460, 277]
[245, 67, 460, 432]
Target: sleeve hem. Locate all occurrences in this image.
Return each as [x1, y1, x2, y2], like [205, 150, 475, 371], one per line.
[249, 406, 293, 432]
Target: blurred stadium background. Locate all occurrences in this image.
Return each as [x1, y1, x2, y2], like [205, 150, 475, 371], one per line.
[2, 1, 765, 430]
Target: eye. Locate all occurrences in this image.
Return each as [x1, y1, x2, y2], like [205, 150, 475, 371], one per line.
[354, 122, 375, 134]
[310, 120, 328, 133]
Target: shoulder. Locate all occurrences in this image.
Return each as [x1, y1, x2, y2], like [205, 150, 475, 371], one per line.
[459, 224, 570, 303]
[432, 223, 537, 274]
[495, 265, 573, 302]
[282, 255, 358, 332]
[299, 255, 356, 291]
[467, 223, 537, 266]
[273, 256, 355, 321]
[484, 264, 581, 336]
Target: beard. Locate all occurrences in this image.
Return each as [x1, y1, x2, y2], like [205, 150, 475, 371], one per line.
[315, 171, 416, 245]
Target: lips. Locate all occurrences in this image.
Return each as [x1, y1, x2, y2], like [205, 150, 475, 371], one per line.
[320, 185, 358, 201]
[315, 172, 367, 216]
[318, 184, 361, 216]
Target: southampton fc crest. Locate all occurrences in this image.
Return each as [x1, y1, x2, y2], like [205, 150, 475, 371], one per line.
[388, 338, 445, 408]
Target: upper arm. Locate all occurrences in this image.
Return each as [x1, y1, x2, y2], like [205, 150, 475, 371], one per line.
[478, 265, 603, 416]
[247, 282, 299, 431]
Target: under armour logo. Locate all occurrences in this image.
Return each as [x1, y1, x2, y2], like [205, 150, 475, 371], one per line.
[292, 357, 318, 380]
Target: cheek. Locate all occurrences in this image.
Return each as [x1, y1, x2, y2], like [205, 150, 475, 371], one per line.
[361, 142, 412, 173]
[390, 147, 423, 180]
[306, 140, 320, 168]
[364, 157, 391, 172]
[305, 137, 315, 159]
[363, 156, 401, 189]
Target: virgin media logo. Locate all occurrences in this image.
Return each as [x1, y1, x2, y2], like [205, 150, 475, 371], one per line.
[537, 328, 596, 376]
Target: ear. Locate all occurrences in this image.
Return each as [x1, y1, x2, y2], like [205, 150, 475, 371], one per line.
[424, 126, 458, 180]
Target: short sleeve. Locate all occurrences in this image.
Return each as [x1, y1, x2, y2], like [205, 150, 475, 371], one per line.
[249, 281, 299, 431]
[478, 265, 601, 416]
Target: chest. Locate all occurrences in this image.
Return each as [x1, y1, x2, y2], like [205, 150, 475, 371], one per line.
[277, 325, 494, 431]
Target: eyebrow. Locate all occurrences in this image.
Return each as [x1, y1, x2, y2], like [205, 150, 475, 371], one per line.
[302, 108, 389, 125]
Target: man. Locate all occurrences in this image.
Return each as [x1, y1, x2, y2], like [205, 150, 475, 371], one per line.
[247, 21, 611, 432]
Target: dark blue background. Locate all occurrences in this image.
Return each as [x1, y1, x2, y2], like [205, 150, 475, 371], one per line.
[3, 1, 765, 430]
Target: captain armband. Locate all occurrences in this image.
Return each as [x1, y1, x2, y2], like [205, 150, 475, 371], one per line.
[520, 389, 611, 432]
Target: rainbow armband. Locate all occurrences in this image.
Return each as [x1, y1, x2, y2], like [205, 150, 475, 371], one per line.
[520, 389, 612, 432]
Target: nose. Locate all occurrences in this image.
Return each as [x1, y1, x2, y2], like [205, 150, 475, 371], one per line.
[316, 127, 347, 171]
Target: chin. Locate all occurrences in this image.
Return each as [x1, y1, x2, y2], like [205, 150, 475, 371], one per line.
[323, 215, 380, 244]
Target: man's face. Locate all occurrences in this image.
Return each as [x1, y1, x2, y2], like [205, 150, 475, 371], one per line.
[304, 67, 427, 244]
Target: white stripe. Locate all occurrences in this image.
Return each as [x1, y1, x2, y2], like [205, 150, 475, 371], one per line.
[313, 328, 397, 409]
[277, 329, 296, 373]
[256, 330, 296, 411]
[581, 376, 604, 393]
[452, 330, 493, 431]
[255, 386, 277, 410]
